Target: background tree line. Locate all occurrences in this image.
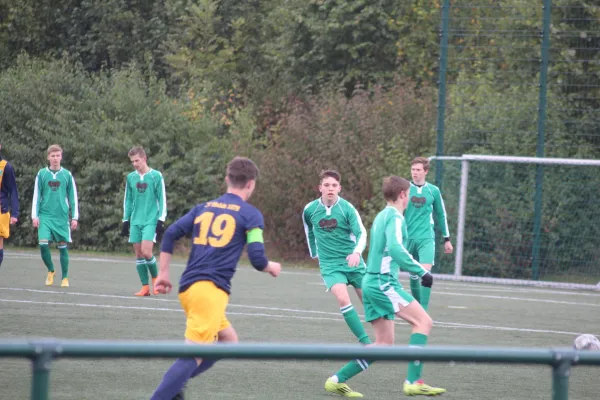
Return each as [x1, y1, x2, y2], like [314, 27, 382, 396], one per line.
[1, 0, 598, 277]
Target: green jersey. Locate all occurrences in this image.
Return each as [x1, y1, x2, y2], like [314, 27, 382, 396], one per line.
[31, 167, 79, 221]
[302, 197, 367, 273]
[123, 169, 167, 226]
[405, 182, 450, 240]
[367, 206, 427, 279]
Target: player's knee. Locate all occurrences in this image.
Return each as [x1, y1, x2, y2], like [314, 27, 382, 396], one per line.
[416, 313, 433, 334]
[218, 328, 238, 343]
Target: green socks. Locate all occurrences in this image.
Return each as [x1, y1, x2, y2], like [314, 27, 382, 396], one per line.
[136, 258, 148, 285]
[407, 333, 428, 383]
[40, 244, 55, 272]
[420, 286, 432, 311]
[146, 256, 158, 278]
[340, 304, 371, 344]
[334, 359, 370, 383]
[409, 274, 421, 304]
[58, 245, 69, 278]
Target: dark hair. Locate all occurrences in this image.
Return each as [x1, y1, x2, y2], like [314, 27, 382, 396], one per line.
[227, 157, 259, 188]
[411, 157, 430, 171]
[319, 169, 341, 183]
[382, 176, 410, 202]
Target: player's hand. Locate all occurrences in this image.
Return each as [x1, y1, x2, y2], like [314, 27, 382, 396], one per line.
[444, 240, 453, 254]
[421, 272, 433, 288]
[32, 218, 39, 229]
[154, 274, 172, 294]
[10, 217, 17, 225]
[155, 221, 165, 241]
[263, 261, 281, 277]
[121, 221, 130, 237]
[71, 220, 78, 230]
[346, 252, 361, 267]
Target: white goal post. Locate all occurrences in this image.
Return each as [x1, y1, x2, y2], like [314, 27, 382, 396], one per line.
[428, 154, 600, 291]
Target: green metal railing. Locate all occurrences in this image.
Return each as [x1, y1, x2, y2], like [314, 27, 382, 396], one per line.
[1, 340, 600, 400]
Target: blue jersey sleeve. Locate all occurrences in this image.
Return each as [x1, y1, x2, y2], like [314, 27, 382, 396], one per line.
[244, 206, 268, 270]
[2, 162, 19, 217]
[161, 205, 202, 254]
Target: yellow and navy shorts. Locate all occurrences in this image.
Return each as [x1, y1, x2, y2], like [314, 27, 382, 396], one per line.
[0, 212, 10, 239]
[178, 280, 231, 343]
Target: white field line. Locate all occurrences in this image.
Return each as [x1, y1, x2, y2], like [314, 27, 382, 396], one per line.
[0, 288, 594, 337]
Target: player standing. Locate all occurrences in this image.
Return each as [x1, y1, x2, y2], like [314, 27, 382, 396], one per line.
[302, 170, 371, 345]
[325, 176, 446, 397]
[150, 156, 281, 400]
[405, 157, 452, 311]
[32, 144, 79, 287]
[0, 143, 19, 269]
[121, 146, 167, 296]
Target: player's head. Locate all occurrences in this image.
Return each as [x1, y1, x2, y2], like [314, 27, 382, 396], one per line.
[319, 169, 342, 205]
[47, 144, 63, 169]
[128, 146, 148, 172]
[411, 157, 429, 184]
[226, 157, 259, 200]
[383, 175, 410, 209]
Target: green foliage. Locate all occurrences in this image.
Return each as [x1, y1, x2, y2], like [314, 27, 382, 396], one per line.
[0, 56, 229, 250]
[252, 82, 436, 258]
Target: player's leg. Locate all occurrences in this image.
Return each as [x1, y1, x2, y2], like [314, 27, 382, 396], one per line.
[406, 239, 422, 304]
[52, 219, 73, 287]
[141, 224, 159, 293]
[151, 281, 228, 400]
[57, 241, 70, 287]
[0, 212, 9, 269]
[190, 320, 237, 378]
[326, 272, 370, 345]
[38, 219, 55, 285]
[397, 299, 445, 396]
[130, 225, 149, 296]
[416, 239, 435, 311]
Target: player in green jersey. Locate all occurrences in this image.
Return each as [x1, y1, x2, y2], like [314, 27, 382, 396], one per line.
[325, 176, 446, 398]
[32, 144, 79, 288]
[302, 170, 371, 345]
[405, 157, 453, 311]
[121, 146, 167, 296]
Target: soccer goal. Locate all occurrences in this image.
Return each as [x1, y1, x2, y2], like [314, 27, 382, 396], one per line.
[427, 154, 600, 291]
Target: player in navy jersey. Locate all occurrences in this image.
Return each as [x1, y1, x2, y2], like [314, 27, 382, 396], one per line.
[150, 157, 281, 400]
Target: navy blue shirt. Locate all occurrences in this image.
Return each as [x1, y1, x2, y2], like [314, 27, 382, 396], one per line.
[0, 157, 19, 217]
[161, 193, 267, 294]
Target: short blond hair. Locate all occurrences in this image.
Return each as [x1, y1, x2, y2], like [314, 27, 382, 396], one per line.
[128, 146, 147, 158]
[47, 144, 63, 155]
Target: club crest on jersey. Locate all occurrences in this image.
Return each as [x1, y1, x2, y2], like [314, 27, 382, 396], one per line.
[136, 182, 148, 193]
[319, 218, 338, 232]
[411, 196, 426, 208]
[48, 181, 61, 192]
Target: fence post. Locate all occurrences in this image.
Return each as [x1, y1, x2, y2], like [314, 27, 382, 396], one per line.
[532, 0, 553, 280]
[552, 358, 571, 400]
[434, 0, 451, 190]
[30, 341, 57, 400]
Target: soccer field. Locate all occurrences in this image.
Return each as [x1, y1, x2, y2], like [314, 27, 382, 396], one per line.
[1, 251, 599, 400]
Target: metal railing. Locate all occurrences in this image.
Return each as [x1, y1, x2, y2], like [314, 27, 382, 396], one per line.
[1, 339, 599, 400]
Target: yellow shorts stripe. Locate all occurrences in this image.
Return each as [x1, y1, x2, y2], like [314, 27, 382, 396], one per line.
[178, 280, 230, 343]
[0, 212, 10, 239]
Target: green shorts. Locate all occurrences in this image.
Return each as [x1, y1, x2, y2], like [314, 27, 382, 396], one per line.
[362, 273, 414, 322]
[38, 218, 71, 243]
[129, 224, 157, 243]
[321, 269, 366, 291]
[405, 238, 435, 265]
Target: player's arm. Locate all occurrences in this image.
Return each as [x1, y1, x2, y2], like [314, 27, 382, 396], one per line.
[156, 172, 167, 222]
[432, 187, 450, 239]
[4, 162, 19, 219]
[247, 210, 280, 277]
[154, 206, 199, 294]
[302, 204, 318, 258]
[31, 171, 42, 226]
[67, 172, 79, 222]
[385, 216, 428, 278]
[348, 205, 367, 254]
[121, 177, 133, 236]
